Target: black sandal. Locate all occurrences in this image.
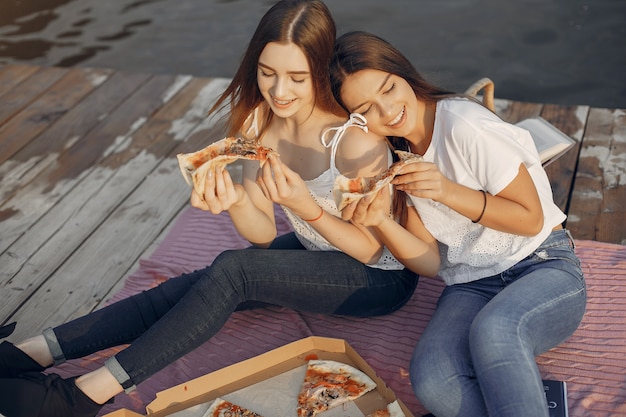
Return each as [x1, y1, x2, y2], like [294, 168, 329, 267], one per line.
[0, 322, 47, 378]
[0, 372, 105, 417]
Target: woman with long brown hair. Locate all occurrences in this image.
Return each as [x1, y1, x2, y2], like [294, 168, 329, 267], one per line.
[330, 31, 586, 417]
[0, 4, 438, 417]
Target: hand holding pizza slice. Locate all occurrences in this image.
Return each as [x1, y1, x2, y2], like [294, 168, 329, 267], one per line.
[177, 136, 278, 196]
[333, 150, 423, 211]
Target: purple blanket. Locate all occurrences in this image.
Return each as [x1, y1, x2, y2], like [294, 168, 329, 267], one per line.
[51, 206, 626, 416]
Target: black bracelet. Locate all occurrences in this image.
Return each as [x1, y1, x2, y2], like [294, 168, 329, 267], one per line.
[472, 190, 487, 223]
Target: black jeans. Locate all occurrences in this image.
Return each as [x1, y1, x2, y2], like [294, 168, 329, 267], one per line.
[50, 233, 418, 389]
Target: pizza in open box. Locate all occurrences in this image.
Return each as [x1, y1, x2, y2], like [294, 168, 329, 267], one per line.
[297, 359, 377, 417]
[333, 150, 423, 210]
[177, 136, 277, 195]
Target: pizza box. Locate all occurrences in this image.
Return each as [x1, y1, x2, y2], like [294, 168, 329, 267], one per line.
[101, 336, 414, 417]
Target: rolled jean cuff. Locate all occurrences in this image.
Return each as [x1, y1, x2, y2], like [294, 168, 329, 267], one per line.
[42, 328, 66, 366]
[105, 356, 136, 393]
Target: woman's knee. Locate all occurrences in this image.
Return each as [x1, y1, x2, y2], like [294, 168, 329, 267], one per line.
[410, 344, 449, 398]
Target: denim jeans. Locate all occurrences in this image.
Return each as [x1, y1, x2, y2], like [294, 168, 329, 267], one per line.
[410, 229, 586, 417]
[46, 233, 417, 390]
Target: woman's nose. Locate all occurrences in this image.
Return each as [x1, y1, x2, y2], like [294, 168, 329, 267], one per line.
[272, 76, 287, 97]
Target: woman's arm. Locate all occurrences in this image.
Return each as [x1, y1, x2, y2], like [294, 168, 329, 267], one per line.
[393, 162, 544, 236]
[347, 188, 440, 277]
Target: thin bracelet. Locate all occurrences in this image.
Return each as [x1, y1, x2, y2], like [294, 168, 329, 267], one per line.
[472, 190, 487, 223]
[303, 206, 324, 222]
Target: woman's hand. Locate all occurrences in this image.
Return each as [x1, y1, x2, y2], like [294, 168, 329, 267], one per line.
[256, 155, 320, 219]
[190, 166, 246, 214]
[391, 161, 451, 203]
[341, 188, 390, 227]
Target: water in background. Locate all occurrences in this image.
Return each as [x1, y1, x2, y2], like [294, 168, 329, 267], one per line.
[0, 0, 624, 108]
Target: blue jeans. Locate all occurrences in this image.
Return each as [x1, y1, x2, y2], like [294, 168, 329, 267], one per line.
[45, 233, 418, 390]
[410, 229, 586, 417]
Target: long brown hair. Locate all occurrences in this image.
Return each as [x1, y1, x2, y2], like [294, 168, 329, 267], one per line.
[329, 31, 456, 225]
[210, 0, 345, 136]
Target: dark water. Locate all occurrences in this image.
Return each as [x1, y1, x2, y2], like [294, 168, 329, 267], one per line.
[1, 0, 625, 108]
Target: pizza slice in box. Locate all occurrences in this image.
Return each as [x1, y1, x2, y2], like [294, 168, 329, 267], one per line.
[177, 136, 278, 196]
[203, 397, 264, 417]
[367, 400, 406, 417]
[333, 150, 423, 210]
[296, 359, 377, 417]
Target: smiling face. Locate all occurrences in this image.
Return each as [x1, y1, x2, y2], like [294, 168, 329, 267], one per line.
[339, 69, 421, 140]
[257, 42, 315, 120]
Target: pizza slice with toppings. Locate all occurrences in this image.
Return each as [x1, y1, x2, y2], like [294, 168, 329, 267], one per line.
[203, 397, 264, 417]
[333, 150, 423, 210]
[296, 359, 377, 417]
[177, 136, 278, 196]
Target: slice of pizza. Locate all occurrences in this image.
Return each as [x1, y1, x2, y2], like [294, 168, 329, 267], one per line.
[366, 400, 406, 417]
[203, 397, 264, 417]
[296, 359, 377, 417]
[333, 150, 423, 210]
[177, 136, 278, 195]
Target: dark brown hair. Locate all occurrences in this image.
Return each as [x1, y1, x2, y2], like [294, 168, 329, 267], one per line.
[210, 0, 344, 136]
[329, 31, 456, 225]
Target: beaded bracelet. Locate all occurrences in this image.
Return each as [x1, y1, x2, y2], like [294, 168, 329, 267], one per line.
[472, 190, 487, 223]
[303, 206, 324, 222]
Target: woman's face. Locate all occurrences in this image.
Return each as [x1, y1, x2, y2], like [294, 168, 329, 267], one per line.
[257, 42, 315, 119]
[339, 69, 419, 138]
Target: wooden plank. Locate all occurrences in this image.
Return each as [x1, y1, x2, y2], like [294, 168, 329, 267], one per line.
[0, 69, 146, 207]
[496, 98, 543, 123]
[0, 66, 69, 126]
[0, 67, 110, 165]
[0, 64, 40, 97]
[541, 104, 589, 212]
[0, 70, 151, 252]
[0, 73, 183, 306]
[568, 107, 626, 244]
[2, 78, 232, 339]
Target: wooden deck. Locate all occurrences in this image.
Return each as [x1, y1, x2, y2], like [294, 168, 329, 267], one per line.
[0, 64, 624, 342]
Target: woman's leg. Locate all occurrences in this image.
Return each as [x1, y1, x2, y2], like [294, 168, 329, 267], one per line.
[111, 248, 416, 389]
[11, 233, 302, 368]
[1, 247, 416, 416]
[470, 232, 586, 417]
[410, 278, 495, 417]
[411, 230, 586, 417]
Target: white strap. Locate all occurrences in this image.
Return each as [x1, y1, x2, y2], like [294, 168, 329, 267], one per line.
[321, 113, 368, 178]
[244, 107, 260, 138]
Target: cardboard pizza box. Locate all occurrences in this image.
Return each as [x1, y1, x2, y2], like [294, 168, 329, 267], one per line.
[101, 336, 414, 417]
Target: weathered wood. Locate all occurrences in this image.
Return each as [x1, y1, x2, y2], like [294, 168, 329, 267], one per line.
[2, 77, 231, 340]
[0, 67, 110, 166]
[0, 64, 40, 97]
[0, 66, 69, 126]
[541, 104, 589, 212]
[567, 108, 626, 244]
[0, 69, 137, 206]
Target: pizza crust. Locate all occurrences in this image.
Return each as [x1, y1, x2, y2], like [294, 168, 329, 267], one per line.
[177, 136, 277, 196]
[333, 150, 423, 210]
